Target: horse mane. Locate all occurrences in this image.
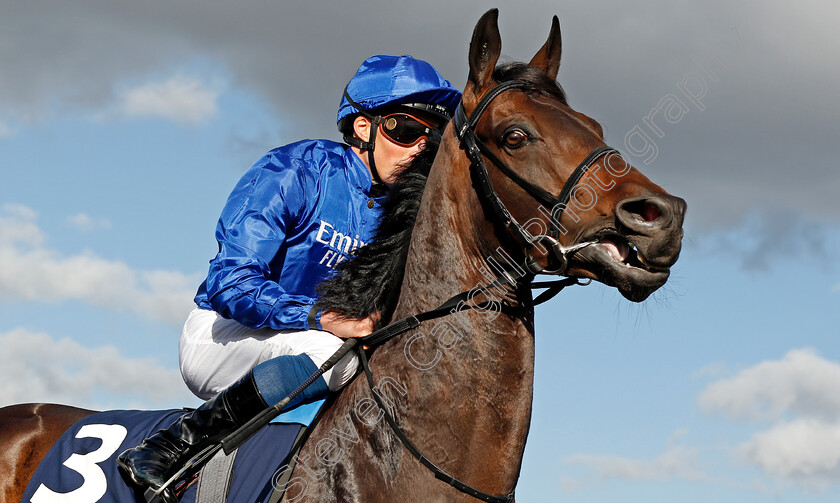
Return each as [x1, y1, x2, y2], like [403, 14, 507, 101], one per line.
[314, 140, 435, 326]
[314, 62, 566, 326]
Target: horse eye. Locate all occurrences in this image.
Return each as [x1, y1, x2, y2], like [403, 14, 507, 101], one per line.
[503, 129, 529, 148]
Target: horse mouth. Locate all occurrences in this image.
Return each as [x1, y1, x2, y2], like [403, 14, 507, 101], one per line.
[568, 233, 671, 302]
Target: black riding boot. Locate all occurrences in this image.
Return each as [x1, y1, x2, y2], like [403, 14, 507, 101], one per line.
[117, 370, 267, 495]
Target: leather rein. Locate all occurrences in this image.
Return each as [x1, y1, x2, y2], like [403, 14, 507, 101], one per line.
[161, 79, 623, 503]
[353, 80, 623, 503]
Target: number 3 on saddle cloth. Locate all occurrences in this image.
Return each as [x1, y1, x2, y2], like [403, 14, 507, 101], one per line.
[21, 399, 325, 503]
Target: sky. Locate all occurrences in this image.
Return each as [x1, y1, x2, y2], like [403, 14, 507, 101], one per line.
[1, 1, 838, 501]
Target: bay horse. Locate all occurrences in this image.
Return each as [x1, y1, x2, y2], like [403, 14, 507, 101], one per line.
[0, 9, 685, 503]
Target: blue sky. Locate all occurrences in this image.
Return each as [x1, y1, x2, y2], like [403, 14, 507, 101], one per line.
[1, 1, 838, 501]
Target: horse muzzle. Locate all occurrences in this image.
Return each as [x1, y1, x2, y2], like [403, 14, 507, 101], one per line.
[563, 193, 686, 301]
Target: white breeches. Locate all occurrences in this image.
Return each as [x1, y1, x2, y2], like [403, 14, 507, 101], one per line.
[179, 308, 359, 400]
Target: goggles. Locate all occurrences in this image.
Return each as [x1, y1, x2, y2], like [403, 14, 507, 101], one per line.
[379, 112, 442, 148]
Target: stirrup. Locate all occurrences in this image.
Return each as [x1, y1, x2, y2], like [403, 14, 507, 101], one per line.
[137, 443, 221, 503]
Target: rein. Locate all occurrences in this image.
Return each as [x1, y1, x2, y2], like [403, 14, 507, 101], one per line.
[152, 271, 581, 503]
[353, 272, 582, 503]
[149, 80, 608, 503]
[343, 80, 621, 503]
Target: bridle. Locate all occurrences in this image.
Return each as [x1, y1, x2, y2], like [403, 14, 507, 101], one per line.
[454, 79, 620, 275]
[347, 81, 627, 503]
[163, 79, 626, 503]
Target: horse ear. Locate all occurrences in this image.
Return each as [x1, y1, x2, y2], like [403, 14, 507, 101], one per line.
[465, 9, 501, 110]
[529, 15, 562, 80]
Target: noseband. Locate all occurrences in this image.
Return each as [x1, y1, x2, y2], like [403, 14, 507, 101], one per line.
[454, 80, 620, 275]
[198, 80, 626, 503]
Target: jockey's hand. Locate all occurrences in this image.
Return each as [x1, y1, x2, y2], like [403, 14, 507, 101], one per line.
[320, 312, 381, 351]
[320, 312, 375, 339]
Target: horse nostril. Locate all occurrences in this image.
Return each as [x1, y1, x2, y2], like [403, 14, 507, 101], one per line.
[616, 195, 683, 232]
[619, 198, 666, 225]
[641, 202, 660, 222]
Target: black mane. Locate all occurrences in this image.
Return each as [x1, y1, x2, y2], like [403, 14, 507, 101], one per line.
[315, 63, 566, 325]
[314, 142, 435, 326]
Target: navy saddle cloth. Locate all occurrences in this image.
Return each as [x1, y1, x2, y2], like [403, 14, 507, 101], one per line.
[21, 408, 302, 503]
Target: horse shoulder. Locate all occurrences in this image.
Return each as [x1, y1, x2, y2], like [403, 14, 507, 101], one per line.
[0, 403, 95, 503]
[289, 377, 403, 503]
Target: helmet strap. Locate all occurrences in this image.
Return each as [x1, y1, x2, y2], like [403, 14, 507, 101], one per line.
[342, 87, 384, 184]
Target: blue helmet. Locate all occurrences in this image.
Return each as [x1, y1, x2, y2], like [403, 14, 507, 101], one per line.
[337, 55, 462, 127]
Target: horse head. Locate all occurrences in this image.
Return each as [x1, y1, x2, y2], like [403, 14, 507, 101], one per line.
[0, 11, 690, 503]
[456, 9, 686, 302]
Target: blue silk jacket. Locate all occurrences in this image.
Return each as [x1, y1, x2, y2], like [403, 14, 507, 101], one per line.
[194, 139, 384, 330]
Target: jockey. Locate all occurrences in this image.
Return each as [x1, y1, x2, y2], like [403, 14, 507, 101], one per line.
[117, 55, 461, 492]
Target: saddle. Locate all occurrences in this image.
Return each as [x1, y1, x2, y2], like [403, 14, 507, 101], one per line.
[20, 402, 324, 503]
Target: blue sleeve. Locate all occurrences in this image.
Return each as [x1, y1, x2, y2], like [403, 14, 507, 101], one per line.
[203, 153, 315, 331]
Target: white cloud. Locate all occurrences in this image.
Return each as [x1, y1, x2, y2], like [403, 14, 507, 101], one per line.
[117, 75, 219, 124]
[699, 349, 840, 488]
[0, 204, 198, 327]
[0, 328, 194, 409]
[563, 431, 714, 490]
[738, 419, 840, 488]
[66, 212, 112, 232]
[0, 203, 44, 246]
[564, 443, 707, 483]
[698, 348, 840, 422]
[564, 351, 840, 494]
[561, 433, 779, 495]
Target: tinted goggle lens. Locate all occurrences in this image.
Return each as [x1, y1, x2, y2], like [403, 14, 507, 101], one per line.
[380, 113, 441, 147]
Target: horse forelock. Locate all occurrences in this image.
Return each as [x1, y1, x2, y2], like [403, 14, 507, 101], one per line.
[493, 62, 567, 104]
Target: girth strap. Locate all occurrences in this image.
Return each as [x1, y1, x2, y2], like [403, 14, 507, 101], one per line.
[195, 448, 237, 503]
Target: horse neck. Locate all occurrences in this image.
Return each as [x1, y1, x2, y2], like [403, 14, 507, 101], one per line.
[395, 135, 528, 316]
[372, 135, 536, 494]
